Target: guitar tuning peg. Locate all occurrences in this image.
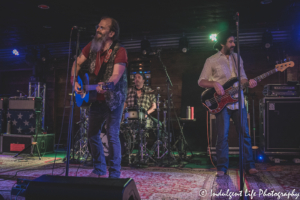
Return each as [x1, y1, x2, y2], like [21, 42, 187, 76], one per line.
[284, 59, 287, 62]
[280, 60, 283, 63]
[276, 61, 279, 64]
[288, 58, 291, 61]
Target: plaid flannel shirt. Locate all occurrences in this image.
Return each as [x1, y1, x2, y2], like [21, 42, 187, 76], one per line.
[125, 86, 156, 111]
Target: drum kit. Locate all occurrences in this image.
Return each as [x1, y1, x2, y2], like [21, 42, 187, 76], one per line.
[71, 87, 176, 166]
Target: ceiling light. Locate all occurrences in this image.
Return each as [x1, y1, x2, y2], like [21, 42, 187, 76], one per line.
[141, 39, 151, 55]
[179, 34, 188, 53]
[38, 5, 50, 9]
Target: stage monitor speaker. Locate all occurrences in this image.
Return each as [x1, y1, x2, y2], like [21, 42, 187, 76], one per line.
[25, 175, 141, 200]
[208, 113, 251, 154]
[259, 97, 300, 155]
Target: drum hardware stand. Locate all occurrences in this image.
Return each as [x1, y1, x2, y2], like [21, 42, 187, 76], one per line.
[171, 100, 194, 162]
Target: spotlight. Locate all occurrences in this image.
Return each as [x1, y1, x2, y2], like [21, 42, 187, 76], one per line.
[262, 30, 273, 49]
[141, 39, 151, 55]
[12, 49, 19, 56]
[179, 34, 188, 53]
[209, 34, 217, 42]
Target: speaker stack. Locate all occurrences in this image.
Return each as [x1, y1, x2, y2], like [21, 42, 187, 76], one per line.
[259, 97, 300, 155]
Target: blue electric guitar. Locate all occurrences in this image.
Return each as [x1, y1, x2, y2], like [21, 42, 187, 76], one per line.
[75, 73, 114, 107]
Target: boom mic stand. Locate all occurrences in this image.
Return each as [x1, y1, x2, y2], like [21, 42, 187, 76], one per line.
[157, 51, 174, 165]
[66, 28, 82, 176]
[235, 12, 246, 199]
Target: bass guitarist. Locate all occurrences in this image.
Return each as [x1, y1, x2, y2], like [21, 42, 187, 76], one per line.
[198, 30, 258, 176]
[71, 16, 128, 178]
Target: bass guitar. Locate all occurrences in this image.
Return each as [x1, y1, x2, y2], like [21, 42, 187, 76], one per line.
[75, 72, 114, 107]
[201, 61, 294, 114]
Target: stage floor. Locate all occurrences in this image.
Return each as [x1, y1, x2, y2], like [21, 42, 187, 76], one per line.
[0, 153, 299, 200]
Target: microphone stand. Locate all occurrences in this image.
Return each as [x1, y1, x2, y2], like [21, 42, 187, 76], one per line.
[235, 12, 246, 199]
[66, 28, 81, 176]
[157, 51, 173, 165]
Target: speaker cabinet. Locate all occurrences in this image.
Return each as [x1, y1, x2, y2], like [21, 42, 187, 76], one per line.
[208, 113, 250, 154]
[25, 175, 141, 200]
[259, 97, 300, 155]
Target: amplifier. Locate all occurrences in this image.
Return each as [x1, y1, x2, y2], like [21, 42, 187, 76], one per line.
[259, 97, 300, 155]
[0, 134, 55, 155]
[9, 97, 42, 111]
[208, 113, 251, 154]
[263, 84, 300, 97]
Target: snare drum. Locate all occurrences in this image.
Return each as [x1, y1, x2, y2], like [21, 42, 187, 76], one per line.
[124, 107, 146, 121]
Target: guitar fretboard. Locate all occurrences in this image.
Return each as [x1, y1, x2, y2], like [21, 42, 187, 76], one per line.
[228, 68, 278, 95]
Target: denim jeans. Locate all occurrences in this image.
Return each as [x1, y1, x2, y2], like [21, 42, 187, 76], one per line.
[88, 101, 124, 178]
[215, 107, 255, 173]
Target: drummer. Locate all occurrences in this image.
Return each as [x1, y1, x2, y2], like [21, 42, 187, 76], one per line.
[124, 73, 156, 116]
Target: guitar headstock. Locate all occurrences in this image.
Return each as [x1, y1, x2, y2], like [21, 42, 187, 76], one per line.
[275, 61, 294, 72]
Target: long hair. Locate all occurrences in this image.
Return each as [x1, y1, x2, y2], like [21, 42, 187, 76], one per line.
[101, 16, 120, 42]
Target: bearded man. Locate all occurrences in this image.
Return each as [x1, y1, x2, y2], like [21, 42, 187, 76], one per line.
[71, 16, 128, 178]
[198, 30, 258, 176]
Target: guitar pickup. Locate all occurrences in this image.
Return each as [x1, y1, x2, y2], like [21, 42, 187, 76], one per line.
[205, 100, 211, 107]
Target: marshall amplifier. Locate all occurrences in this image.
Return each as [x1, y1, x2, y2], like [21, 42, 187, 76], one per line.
[259, 97, 300, 155]
[208, 113, 251, 154]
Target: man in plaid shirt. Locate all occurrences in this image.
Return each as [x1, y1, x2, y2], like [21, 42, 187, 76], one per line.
[124, 73, 156, 115]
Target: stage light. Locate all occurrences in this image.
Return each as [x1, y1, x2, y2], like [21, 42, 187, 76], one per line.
[210, 34, 217, 42]
[12, 49, 19, 56]
[141, 39, 151, 55]
[259, 156, 263, 160]
[262, 30, 273, 49]
[179, 34, 189, 53]
[38, 4, 50, 9]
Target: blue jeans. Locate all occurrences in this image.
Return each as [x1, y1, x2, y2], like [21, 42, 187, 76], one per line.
[215, 107, 255, 173]
[88, 101, 124, 178]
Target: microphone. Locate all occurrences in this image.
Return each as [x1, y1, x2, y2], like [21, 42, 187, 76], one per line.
[72, 26, 86, 31]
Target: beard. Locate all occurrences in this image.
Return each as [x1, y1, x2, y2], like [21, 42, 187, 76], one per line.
[224, 46, 234, 55]
[91, 32, 109, 52]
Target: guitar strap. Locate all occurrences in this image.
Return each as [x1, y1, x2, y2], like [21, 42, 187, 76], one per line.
[96, 41, 117, 82]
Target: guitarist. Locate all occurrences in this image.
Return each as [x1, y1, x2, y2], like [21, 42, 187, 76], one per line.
[71, 16, 128, 178]
[198, 30, 258, 176]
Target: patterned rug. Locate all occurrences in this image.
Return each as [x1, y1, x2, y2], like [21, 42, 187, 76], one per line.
[0, 155, 300, 200]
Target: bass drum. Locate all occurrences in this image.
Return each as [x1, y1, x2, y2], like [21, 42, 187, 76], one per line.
[100, 122, 128, 157]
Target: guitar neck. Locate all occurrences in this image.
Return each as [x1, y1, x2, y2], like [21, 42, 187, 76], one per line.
[84, 85, 98, 91]
[242, 68, 278, 89]
[228, 68, 278, 95]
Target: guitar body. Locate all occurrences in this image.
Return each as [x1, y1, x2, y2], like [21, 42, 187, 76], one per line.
[75, 73, 114, 107]
[201, 77, 239, 114]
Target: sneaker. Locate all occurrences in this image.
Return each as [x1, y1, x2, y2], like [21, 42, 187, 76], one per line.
[248, 168, 258, 175]
[216, 171, 225, 177]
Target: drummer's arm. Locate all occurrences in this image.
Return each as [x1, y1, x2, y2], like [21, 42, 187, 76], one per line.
[147, 102, 156, 115]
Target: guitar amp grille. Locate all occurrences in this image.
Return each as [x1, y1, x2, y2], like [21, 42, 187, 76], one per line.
[9, 97, 42, 111]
